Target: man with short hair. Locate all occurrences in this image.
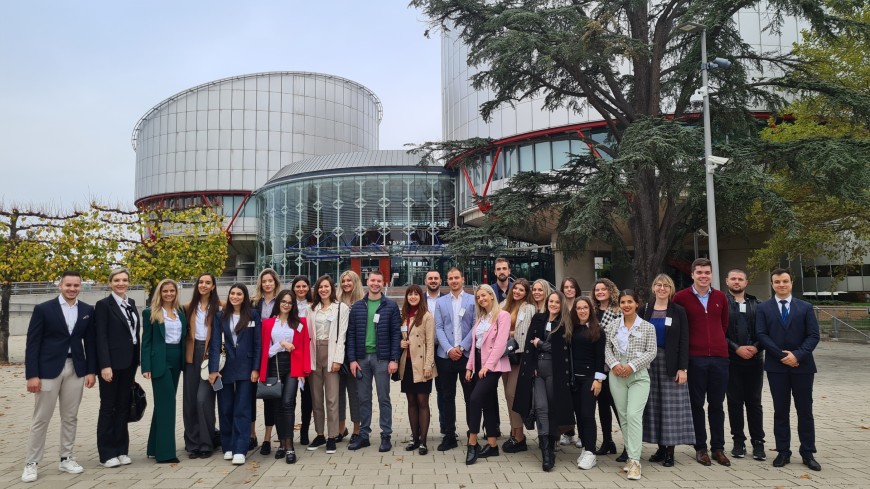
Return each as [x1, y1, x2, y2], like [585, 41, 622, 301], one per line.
[424, 270, 444, 312]
[493, 257, 513, 303]
[347, 271, 402, 452]
[673, 258, 731, 467]
[432, 267, 476, 451]
[22, 271, 97, 483]
[756, 268, 821, 471]
[724, 269, 766, 460]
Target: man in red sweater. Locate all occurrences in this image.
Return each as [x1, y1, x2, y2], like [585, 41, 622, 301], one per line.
[673, 258, 731, 467]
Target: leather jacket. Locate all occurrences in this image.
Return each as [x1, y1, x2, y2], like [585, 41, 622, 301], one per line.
[725, 291, 762, 364]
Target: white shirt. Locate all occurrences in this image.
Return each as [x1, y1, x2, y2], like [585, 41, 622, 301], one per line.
[426, 293, 440, 313]
[269, 319, 295, 357]
[296, 299, 309, 316]
[163, 309, 183, 344]
[229, 314, 240, 346]
[776, 295, 793, 315]
[111, 292, 137, 345]
[194, 305, 209, 341]
[314, 306, 332, 341]
[58, 295, 78, 354]
[475, 316, 493, 347]
[260, 297, 276, 320]
[451, 293, 463, 347]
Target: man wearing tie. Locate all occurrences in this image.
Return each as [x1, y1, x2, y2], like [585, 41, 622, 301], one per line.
[21, 271, 96, 483]
[432, 267, 476, 451]
[755, 268, 821, 471]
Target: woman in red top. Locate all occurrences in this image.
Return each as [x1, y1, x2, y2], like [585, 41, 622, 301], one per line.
[259, 289, 311, 464]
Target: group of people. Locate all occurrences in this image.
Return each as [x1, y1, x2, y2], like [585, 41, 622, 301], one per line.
[21, 257, 821, 483]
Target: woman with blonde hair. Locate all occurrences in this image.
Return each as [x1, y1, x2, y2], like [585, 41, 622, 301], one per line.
[464, 284, 511, 465]
[499, 278, 536, 453]
[530, 279, 552, 314]
[142, 279, 187, 463]
[336, 270, 364, 443]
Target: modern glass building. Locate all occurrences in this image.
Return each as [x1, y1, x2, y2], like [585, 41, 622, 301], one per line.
[255, 150, 455, 285]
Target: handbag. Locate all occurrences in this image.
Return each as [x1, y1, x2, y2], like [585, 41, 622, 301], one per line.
[523, 380, 537, 430]
[505, 337, 520, 365]
[334, 303, 349, 377]
[200, 349, 226, 381]
[128, 381, 147, 422]
[256, 355, 283, 400]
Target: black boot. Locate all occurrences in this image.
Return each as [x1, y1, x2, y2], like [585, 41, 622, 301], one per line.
[540, 435, 554, 472]
[615, 447, 628, 463]
[300, 425, 310, 446]
[594, 440, 616, 455]
[649, 445, 667, 462]
[663, 446, 675, 467]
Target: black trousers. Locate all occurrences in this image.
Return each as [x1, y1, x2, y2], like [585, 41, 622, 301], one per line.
[466, 352, 502, 437]
[767, 371, 815, 458]
[726, 361, 765, 444]
[434, 355, 472, 437]
[571, 376, 598, 450]
[97, 364, 136, 462]
[265, 352, 298, 441]
[597, 376, 619, 443]
[688, 356, 729, 451]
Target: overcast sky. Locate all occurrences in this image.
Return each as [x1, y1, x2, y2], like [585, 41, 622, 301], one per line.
[0, 1, 442, 210]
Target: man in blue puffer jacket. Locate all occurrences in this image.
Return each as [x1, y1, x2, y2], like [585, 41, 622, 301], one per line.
[346, 270, 402, 452]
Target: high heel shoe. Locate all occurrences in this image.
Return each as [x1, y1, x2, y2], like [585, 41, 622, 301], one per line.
[594, 440, 617, 455]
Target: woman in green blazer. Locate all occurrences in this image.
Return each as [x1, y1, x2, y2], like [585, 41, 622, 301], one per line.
[142, 279, 188, 463]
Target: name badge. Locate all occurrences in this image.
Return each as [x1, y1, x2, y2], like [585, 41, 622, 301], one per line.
[739, 303, 747, 313]
[458, 309, 465, 317]
[296, 324, 303, 333]
[327, 315, 335, 322]
[518, 313, 525, 322]
[401, 325, 408, 333]
[247, 321, 256, 328]
[545, 322, 552, 332]
[665, 317, 673, 326]
[373, 313, 380, 323]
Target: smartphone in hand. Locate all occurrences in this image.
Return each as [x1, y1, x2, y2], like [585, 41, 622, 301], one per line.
[212, 377, 223, 391]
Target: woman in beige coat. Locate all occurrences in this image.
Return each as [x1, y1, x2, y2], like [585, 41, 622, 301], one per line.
[398, 284, 437, 454]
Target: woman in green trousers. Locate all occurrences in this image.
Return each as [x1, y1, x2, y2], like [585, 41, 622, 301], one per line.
[142, 279, 187, 463]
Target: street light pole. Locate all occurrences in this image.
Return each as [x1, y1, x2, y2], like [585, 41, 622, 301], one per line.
[700, 27, 721, 289]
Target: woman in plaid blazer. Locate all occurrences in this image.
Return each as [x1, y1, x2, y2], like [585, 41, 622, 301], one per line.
[604, 289, 657, 481]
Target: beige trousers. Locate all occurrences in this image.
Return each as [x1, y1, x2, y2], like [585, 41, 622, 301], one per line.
[26, 359, 85, 464]
[502, 362, 523, 430]
[310, 340, 340, 437]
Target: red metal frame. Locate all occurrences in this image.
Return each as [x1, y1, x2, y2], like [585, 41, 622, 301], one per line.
[135, 190, 252, 238]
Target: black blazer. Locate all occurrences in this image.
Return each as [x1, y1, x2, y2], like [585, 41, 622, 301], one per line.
[640, 301, 689, 377]
[95, 295, 141, 371]
[25, 298, 96, 379]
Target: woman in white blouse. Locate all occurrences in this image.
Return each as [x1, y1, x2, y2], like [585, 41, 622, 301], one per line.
[306, 275, 349, 454]
[142, 279, 187, 463]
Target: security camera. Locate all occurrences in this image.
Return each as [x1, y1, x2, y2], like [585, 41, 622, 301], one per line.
[706, 155, 730, 173]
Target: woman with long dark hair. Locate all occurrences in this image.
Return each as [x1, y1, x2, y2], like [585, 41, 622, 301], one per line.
[260, 289, 311, 464]
[398, 284, 437, 454]
[142, 279, 187, 463]
[336, 270, 364, 443]
[208, 284, 261, 465]
[306, 275, 349, 454]
[558, 276, 582, 448]
[252, 269, 281, 455]
[499, 278, 536, 453]
[570, 296, 606, 470]
[183, 273, 221, 458]
[290, 276, 314, 445]
[513, 291, 575, 471]
[605, 289, 657, 480]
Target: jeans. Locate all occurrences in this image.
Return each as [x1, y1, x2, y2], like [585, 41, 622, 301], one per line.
[356, 353, 392, 440]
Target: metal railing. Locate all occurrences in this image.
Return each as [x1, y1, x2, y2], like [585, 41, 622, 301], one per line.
[815, 307, 870, 343]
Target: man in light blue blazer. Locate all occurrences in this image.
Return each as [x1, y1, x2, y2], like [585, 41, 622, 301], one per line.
[433, 267, 476, 451]
[755, 268, 821, 471]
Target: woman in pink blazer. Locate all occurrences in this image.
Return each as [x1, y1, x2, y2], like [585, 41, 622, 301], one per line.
[464, 284, 511, 465]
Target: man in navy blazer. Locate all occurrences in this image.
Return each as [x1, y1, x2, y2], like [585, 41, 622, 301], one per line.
[22, 271, 96, 483]
[755, 268, 821, 471]
[433, 267, 477, 451]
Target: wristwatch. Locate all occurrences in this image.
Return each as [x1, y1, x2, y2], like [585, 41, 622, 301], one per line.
[458, 346, 465, 353]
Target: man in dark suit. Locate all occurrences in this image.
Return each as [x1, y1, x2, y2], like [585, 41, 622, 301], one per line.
[22, 271, 97, 483]
[755, 268, 821, 471]
[95, 268, 140, 468]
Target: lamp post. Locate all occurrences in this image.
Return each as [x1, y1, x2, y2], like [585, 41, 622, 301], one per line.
[678, 22, 731, 289]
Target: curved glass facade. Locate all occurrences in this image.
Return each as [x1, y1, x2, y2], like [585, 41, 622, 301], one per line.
[256, 169, 455, 283]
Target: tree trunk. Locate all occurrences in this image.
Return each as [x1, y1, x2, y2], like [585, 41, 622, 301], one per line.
[628, 169, 673, 303]
[0, 283, 10, 363]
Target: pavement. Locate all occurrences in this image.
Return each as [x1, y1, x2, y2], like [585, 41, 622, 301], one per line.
[1, 335, 868, 488]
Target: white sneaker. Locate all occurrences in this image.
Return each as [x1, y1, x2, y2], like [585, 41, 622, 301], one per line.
[559, 434, 575, 446]
[59, 457, 84, 474]
[577, 450, 597, 470]
[627, 459, 642, 480]
[231, 454, 245, 465]
[118, 455, 132, 465]
[223, 451, 233, 460]
[21, 462, 38, 482]
[101, 457, 121, 468]
[575, 439, 583, 449]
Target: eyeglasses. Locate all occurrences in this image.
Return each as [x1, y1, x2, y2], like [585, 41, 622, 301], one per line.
[279, 301, 294, 306]
[654, 283, 672, 289]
